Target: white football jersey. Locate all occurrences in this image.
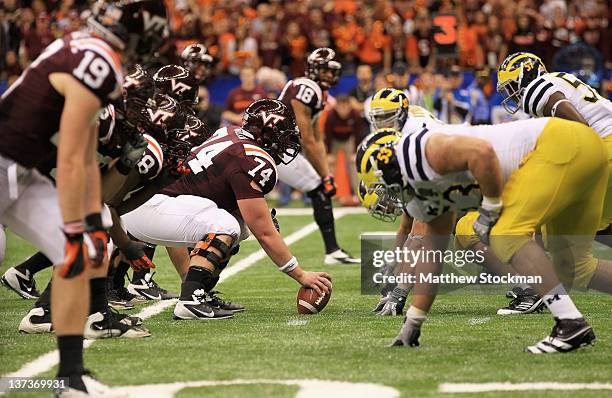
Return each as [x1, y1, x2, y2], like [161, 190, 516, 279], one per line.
[522, 72, 612, 138]
[396, 118, 549, 221]
[402, 105, 444, 136]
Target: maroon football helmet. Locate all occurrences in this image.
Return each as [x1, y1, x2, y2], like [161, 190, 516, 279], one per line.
[242, 99, 301, 165]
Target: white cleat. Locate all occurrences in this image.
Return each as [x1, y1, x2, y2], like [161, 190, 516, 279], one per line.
[19, 306, 53, 333]
[1, 266, 40, 299]
[324, 248, 361, 265]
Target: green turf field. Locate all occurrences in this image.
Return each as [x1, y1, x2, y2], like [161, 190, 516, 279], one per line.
[1, 212, 612, 398]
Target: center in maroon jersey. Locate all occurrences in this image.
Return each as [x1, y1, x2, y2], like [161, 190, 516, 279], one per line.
[161, 126, 278, 213]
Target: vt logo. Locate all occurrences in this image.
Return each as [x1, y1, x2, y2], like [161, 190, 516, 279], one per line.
[171, 79, 192, 95]
[142, 10, 167, 33]
[148, 108, 174, 125]
[259, 111, 286, 127]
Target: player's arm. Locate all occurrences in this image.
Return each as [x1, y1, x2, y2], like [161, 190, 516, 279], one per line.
[292, 99, 330, 177]
[108, 206, 155, 270]
[50, 73, 101, 223]
[114, 172, 176, 215]
[426, 134, 503, 198]
[238, 190, 332, 295]
[542, 91, 588, 125]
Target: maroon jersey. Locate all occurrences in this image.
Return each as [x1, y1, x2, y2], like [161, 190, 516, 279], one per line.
[161, 126, 278, 213]
[278, 77, 326, 116]
[224, 85, 267, 115]
[0, 31, 123, 169]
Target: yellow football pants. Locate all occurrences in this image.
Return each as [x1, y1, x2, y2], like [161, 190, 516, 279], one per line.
[456, 118, 608, 289]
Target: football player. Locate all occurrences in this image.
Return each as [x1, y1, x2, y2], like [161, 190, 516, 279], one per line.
[153, 64, 199, 111]
[120, 99, 332, 320]
[16, 88, 186, 340]
[1, 65, 155, 302]
[361, 115, 610, 353]
[358, 88, 444, 316]
[277, 48, 359, 265]
[0, 0, 167, 396]
[495, 52, 612, 313]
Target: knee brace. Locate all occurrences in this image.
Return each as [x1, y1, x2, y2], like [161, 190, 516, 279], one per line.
[190, 233, 233, 270]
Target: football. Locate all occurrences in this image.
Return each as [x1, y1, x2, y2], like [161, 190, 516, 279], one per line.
[297, 287, 331, 314]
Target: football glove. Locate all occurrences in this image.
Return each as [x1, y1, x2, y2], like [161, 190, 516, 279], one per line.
[117, 133, 148, 175]
[271, 208, 280, 232]
[376, 286, 409, 316]
[473, 198, 503, 246]
[85, 213, 108, 268]
[390, 312, 427, 347]
[119, 240, 156, 271]
[59, 222, 89, 279]
[321, 175, 337, 197]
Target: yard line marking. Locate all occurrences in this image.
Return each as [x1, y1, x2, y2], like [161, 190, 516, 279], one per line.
[1, 211, 350, 382]
[111, 378, 400, 398]
[276, 207, 366, 216]
[439, 382, 612, 393]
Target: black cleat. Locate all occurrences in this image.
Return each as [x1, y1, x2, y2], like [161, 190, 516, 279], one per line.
[173, 289, 234, 320]
[498, 287, 545, 315]
[525, 317, 596, 353]
[127, 272, 178, 300]
[107, 286, 147, 310]
[205, 291, 245, 313]
[84, 311, 150, 339]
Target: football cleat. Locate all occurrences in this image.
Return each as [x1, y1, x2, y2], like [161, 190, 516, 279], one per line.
[19, 306, 52, 334]
[109, 307, 143, 327]
[128, 274, 178, 300]
[54, 371, 127, 398]
[497, 287, 545, 315]
[525, 317, 596, 354]
[84, 311, 150, 339]
[1, 266, 40, 299]
[173, 289, 234, 320]
[107, 286, 146, 310]
[127, 272, 178, 300]
[205, 291, 245, 313]
[324, 248, 361, 265]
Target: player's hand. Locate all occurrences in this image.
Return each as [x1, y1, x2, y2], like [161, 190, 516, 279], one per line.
[118, 133, 148, 174]
[297, 271, 332, 296]
[321, 175, 337, 197]
[119, 240, 156, 271]
[85, 213, 108, 268]
[376, 286, 409, 316]
[271, 208, 280, 232]
[473, 198, 503, 246]
[390, 313, 426, 347]
[60, 223, 89, 278]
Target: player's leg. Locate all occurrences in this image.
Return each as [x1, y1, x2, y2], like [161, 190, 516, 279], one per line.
[455, 211, 545, 315]
[0, 167, 90, 391]
[122, 194, 241, 319]
[278, 153, 359, 264]
[0, 224, 5, 266]
[490, 120, 607, 353]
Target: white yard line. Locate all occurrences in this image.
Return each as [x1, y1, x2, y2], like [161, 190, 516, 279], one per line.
[275, 207, 366, 216]
[1, 210, 350, 381]
[439, 382, 612, 393]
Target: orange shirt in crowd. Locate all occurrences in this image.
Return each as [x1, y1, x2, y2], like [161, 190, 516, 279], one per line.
[357, 21, 389, 65]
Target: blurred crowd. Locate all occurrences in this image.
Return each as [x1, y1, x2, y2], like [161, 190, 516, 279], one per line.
[1, 0, 612, 203]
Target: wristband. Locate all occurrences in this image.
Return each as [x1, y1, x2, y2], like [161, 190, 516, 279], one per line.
[85, 213, 103, 229]
[63, 220, 85, 235]
[481, 196, 502, 211]
[279, 256, 298, 273]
